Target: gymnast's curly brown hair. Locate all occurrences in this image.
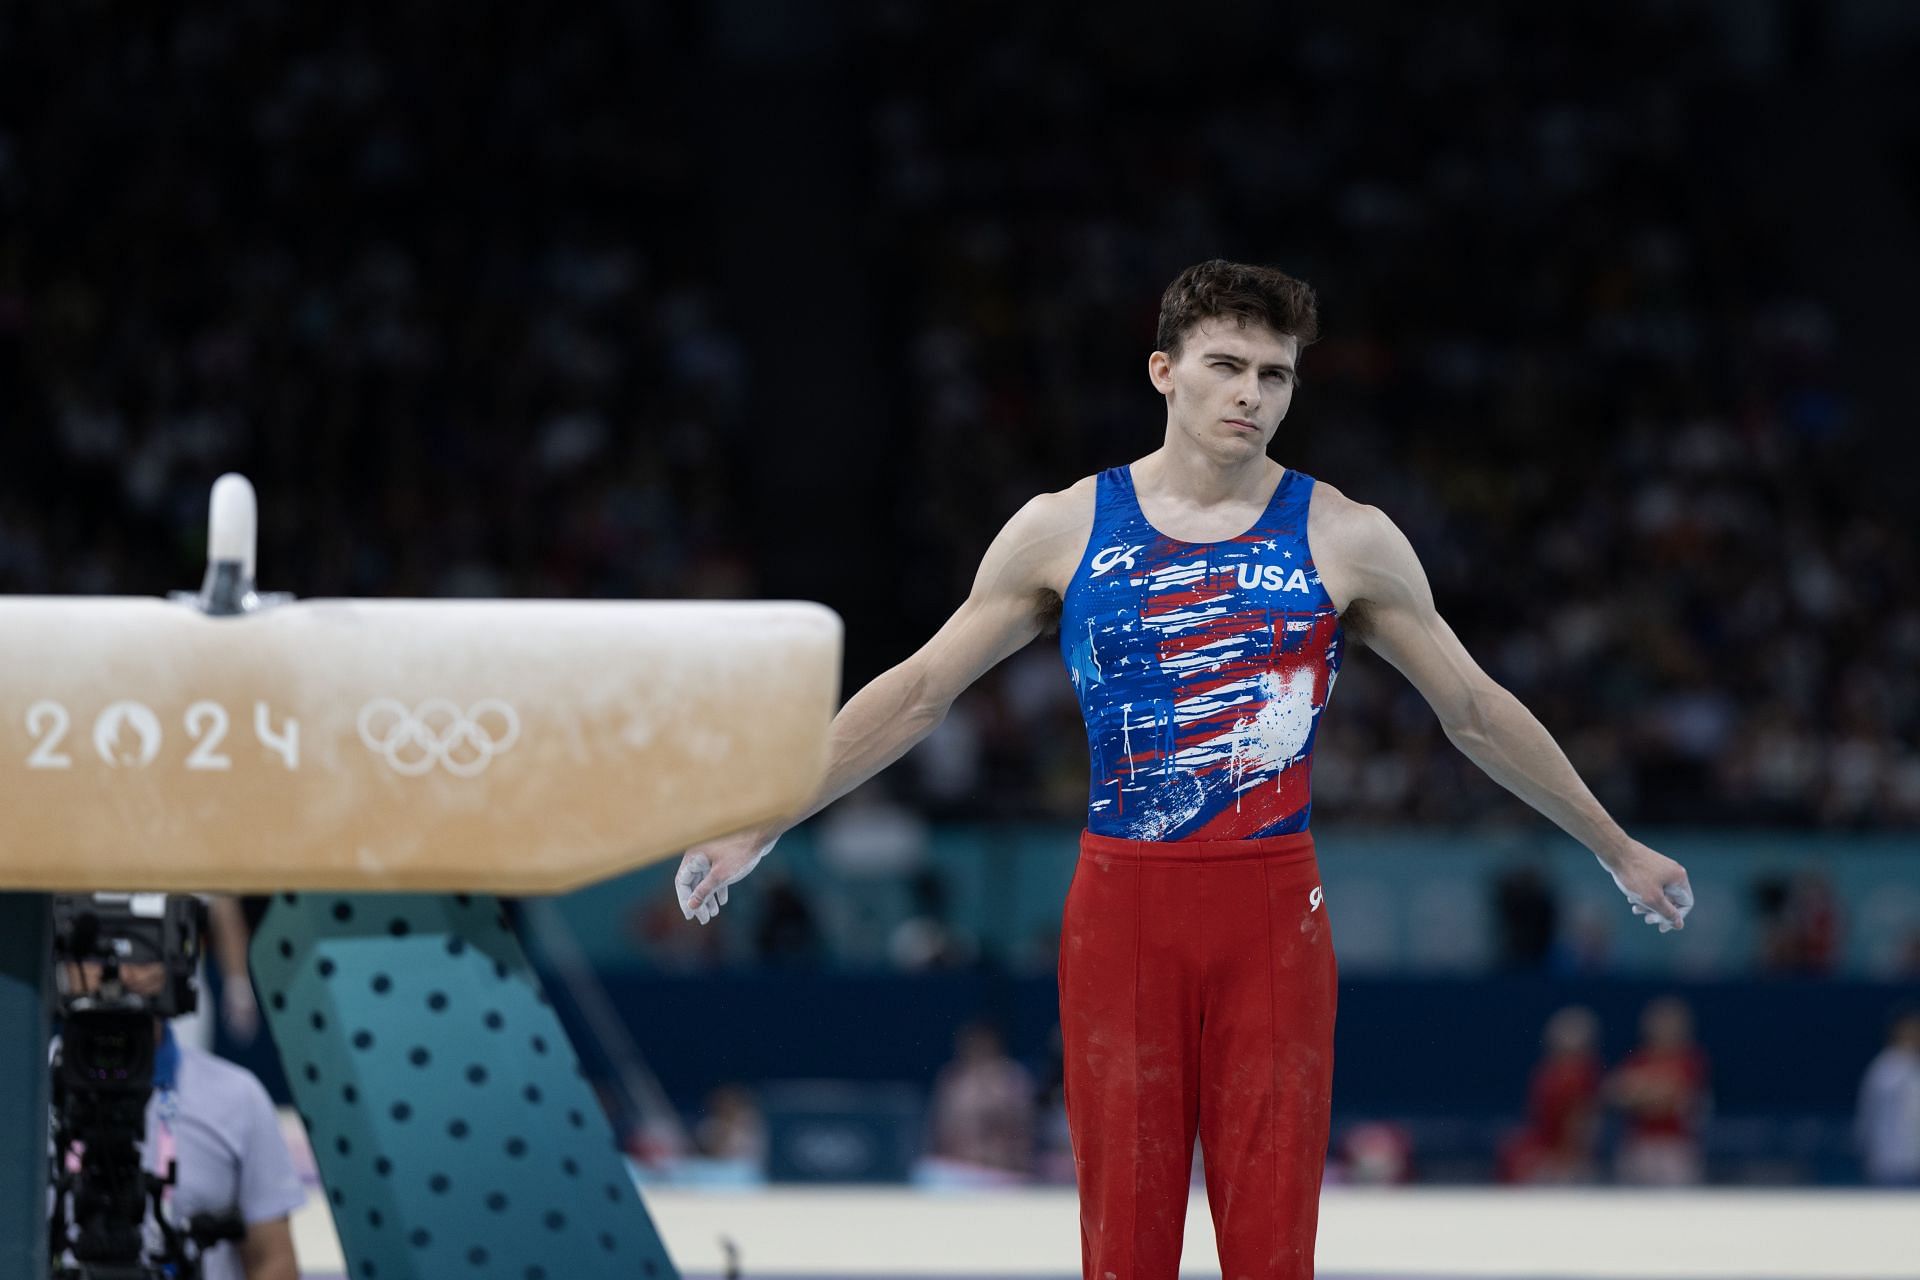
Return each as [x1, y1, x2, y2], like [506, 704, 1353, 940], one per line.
[1155, 259, 1320, 356]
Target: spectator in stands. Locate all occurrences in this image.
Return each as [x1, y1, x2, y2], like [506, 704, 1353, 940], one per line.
[1492, 865, 1560, 971]
[1855, 1007, 1920, 1186]
[1501, 1005, 1604, 1184]
[930, 1022, 1036, 1174]
[1333, 1123, 1415, 1186]
[888, 868, 978, 972]
[1754, 871, 1844, 975]
[696, 1084, 769, 1167]
[1608, 996, 1711, 1185]
[752, 875, 823, 968]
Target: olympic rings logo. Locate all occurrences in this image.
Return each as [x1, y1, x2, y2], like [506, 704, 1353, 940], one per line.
[355, 698, 521, 777]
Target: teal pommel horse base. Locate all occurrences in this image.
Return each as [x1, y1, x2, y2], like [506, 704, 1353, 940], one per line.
[1, 473, 843, 1279]
[253, 892, 669, 1279]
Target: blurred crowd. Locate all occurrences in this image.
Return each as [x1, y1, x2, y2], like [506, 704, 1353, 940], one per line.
[862, 4, 1919, 830]
[3, 0, 1915, 860]
[673, 999, 1920, 1188]
[5, 2, 756, 606]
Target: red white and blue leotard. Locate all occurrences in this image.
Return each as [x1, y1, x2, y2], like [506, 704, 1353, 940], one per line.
[1058, 463, 1343, 841]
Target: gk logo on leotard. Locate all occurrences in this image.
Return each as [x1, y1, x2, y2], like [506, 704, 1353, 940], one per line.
[356, 698, 521, 777]
[1309, 885, 1324, 913]
[1089, 544, 1146, 577]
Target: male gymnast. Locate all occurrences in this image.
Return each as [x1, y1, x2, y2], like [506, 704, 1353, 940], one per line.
[676, 258, 1695, 1278]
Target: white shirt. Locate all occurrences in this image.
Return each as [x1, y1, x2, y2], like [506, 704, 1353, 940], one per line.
[1856, 1045, 1920, 1183]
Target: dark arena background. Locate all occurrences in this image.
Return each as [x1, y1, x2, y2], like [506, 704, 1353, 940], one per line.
[3, 1, 1918, 1277]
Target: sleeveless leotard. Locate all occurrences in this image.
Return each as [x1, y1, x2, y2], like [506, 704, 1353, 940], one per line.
[1058, 463, 1344, 840]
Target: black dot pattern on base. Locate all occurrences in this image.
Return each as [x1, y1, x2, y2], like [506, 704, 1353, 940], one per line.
[253, 893, 677, 1276]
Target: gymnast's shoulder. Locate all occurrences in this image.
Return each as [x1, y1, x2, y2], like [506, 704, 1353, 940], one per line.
[978, 474, 1099, 595]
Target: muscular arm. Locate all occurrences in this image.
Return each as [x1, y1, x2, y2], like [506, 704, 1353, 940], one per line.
[678, 486, 1090, 915]
[1323, 498, 1692, 926]
[773, 511, 1058, 829]
[239, 1215, 298, 1280]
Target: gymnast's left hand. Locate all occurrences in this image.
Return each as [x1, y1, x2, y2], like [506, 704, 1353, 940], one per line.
[1603, 839, 1695, 933]
[675, 827, 777, 925]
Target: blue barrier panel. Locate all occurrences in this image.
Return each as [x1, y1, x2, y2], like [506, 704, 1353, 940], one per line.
[551, 824, 1920, 977]
[0, 893, 51, 1279]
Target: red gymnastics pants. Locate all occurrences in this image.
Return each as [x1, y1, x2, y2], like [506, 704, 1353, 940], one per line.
[1059, 829, 1337, 1280]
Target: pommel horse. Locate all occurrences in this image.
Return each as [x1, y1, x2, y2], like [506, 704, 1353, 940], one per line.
[0, 474, 841, 1278]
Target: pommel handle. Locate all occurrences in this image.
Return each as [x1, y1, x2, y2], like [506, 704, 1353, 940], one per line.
[207, 473, 257, 576]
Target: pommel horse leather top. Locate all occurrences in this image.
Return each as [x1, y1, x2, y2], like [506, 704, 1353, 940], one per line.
[0, 475, 842, 895]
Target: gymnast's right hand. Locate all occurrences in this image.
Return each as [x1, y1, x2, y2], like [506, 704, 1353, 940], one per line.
[675, 828, 777, 925]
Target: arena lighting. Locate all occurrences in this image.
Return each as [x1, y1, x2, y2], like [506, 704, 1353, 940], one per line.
[2, 473, 842, 1278]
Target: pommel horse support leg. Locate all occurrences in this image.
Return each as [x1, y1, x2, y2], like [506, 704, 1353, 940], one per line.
[2, 474, 843, 1279]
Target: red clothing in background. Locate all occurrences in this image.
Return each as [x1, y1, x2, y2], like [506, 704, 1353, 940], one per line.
[1530, 1053, 1603, 1150]
[1614, 1046, 1710, 1138]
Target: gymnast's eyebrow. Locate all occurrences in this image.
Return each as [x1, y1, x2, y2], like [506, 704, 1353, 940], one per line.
[1202, 351, 1296, 377]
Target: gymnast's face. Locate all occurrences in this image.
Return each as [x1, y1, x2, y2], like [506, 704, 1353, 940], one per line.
[1149, 318, 1299, 461]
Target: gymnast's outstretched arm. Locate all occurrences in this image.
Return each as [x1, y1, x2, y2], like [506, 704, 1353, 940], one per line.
[1316, 490, 1695, 931]
[675, 483, 1093, 921]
